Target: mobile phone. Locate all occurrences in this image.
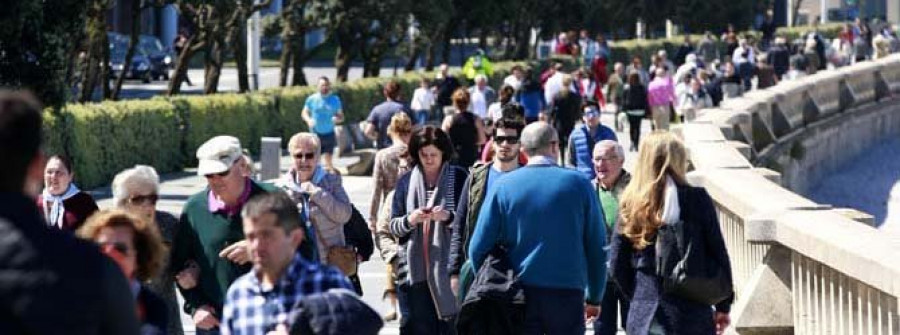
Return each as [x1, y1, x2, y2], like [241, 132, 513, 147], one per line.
[421, 208, 432, 214]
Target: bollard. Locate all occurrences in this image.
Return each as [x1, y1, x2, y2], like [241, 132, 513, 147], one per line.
[260, 137, 282, 181]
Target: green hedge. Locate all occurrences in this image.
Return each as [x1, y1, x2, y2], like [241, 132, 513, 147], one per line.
[47, 25, 836, 188]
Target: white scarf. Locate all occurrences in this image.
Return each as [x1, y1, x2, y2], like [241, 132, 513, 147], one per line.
[660, 176, 681, 225]
[42, 184, 81, 228]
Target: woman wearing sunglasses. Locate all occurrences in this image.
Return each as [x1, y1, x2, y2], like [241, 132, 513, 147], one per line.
[112, 165, 193, 335]
[77, 210, 169, 335]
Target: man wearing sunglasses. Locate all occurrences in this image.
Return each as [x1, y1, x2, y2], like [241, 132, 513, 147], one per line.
[567, 101, 617, 180]
[170, 135, 283, 335]
[448, 109, 526, 299]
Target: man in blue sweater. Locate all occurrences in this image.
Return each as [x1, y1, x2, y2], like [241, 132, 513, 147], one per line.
[468, 121, 607, 334]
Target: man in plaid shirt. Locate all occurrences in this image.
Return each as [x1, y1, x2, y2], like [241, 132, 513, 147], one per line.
[222, 192, 352, 335]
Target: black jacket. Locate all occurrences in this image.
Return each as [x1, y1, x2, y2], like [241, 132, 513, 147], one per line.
[0, 192, 140, 334]
[289, 289, 383, 335]
[344, 205, 374, 262]
[622, 83, 648, 112]
[610, 185, 734, 334]
[456, 246, 525, 335]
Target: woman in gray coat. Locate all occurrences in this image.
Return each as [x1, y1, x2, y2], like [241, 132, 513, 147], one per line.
[390, 126, 468, 335]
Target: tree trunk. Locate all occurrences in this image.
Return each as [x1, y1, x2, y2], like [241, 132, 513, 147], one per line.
[112, 2, 143, 100]
[334, 28, 354, 82]
[204, 37, 224, 94]
[279, 38, 293, 87]
[233, 24, 251, 93]
[291, 32, 307, 86]
[425, 41, 436, 71]
[100, 31, 111, 100]
[78, 38, 100, 103]
[441, 23, 454, 64]
[791, 0, 804, 26]
[478, 28, 488, 51]
[167, 36, 199, 96]
[404, 43, 420, 71]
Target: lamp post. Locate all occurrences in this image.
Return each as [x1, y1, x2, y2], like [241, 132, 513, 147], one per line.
[248, 0, 261, 90]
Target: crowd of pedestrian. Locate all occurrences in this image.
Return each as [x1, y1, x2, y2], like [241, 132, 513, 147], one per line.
[2, 17, 899, 335]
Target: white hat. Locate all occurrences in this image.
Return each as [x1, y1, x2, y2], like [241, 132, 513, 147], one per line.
[196, 136, 243, 176]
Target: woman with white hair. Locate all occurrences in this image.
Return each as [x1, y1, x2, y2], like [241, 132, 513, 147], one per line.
[112, 165, 190, 335]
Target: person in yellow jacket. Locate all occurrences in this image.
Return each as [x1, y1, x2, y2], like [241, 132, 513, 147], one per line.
[462, 49, 493, 80]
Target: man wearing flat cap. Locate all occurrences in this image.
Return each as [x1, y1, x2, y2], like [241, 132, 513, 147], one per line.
[170, 136, 292, 335]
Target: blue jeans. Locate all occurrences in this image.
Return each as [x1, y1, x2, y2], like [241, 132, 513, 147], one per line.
[414, 109, 429, 125]
[737, 62, 754, 91]
[522, 286, 585, 335]
[593, 281, 629, 335]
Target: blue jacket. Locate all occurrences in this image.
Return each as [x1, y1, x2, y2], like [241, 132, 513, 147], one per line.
[609, 185, 734, 334]
[468, 164, 608, 305]
[567, 123, 618, 180]
[516, 89, 546, 118]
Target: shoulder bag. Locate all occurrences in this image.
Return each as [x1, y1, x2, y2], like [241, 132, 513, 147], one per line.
[655, 218, 732, 305]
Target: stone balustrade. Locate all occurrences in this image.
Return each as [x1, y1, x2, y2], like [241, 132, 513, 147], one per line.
[680, 54, 900, 334]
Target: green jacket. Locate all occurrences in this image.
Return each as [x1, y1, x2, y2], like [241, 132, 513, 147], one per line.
[448, 163, 492, 276]
[170, 180, 316, 316]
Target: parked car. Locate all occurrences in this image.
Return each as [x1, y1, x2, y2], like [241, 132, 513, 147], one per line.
[108, 33, 172, 83]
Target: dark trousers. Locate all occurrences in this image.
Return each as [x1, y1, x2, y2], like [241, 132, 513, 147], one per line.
[404, 282, 454, 335]
[593, 282, 629, 335]
[398, 283, 412, 334]
[521, 286, 585, 335]
[627, 114, 643, 150]
[196, 329, 220, 335]
[738, 62, 754, 91]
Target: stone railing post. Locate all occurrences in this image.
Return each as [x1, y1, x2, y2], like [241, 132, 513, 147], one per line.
[260, 137, 282, 181]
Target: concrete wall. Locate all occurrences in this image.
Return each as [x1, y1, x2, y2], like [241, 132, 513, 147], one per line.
[679, 54, 900, 334]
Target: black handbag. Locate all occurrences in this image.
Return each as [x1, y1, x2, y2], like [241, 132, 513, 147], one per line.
[655, 218, 732, 305]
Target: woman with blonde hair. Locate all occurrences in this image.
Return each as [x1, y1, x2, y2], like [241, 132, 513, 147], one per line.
[610, 131, 734, 335]
[77, 210, 169, 334]
[370, 112, 414, 321]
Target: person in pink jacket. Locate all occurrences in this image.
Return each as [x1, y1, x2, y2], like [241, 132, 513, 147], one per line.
[646, 68, 677, 130]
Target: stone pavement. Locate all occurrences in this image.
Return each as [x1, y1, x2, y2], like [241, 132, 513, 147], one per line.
[91, 110, 650, 334]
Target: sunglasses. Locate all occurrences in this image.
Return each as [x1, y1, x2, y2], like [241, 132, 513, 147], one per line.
[292, 152, 317, 160]
[494, 136, 520, 145]
[129, 194, 159, 206]
[204, 168, 232, 179]
[100, 241, 132, 256]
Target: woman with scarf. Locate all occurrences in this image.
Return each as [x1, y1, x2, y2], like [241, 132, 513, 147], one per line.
[276, 132, 352, 266]
[610, 132, 734, 335]
[389, 126, 468, 335]
[38, 155, 99, 231]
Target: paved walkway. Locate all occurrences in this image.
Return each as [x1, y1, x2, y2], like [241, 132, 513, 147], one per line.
[91, 110, 649, 334]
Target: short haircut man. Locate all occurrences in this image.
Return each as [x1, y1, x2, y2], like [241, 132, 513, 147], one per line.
[222, 192, 352, 335]
[0, 90, 140, 334]
[468, 121, 608, 334]
[449, 114, 525, 292]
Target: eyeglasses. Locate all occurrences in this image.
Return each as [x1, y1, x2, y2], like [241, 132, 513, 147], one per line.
[100, 241, 132, 256]
[204, 168, 232, 179]
[128, 194, 159, 206]
[292, 152, 316, 161]
[494, 136, 520, 145]
[593, 155, 620, 163]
